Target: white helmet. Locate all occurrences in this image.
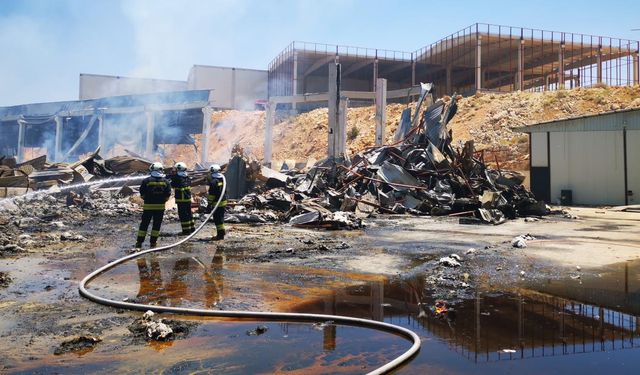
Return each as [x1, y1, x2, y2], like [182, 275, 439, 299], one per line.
[149, 162, 164, 172]
[209, 164, 221, 173]
[174, 162, 187, 171]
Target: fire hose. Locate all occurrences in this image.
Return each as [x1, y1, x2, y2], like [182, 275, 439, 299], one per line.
[79, 174, 421, 374]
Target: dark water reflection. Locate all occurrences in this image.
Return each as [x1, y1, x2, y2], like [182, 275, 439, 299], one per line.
[67, 254, 640, 373]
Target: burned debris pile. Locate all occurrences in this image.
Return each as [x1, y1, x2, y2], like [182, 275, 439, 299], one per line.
[0, 148, 155, 198]
[233, 92, 546, 227]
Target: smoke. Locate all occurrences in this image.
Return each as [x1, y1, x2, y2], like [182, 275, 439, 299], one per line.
[121, 0, 250, 80]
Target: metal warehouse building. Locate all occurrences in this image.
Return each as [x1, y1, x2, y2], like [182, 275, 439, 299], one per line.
[522, 109, 640, 206]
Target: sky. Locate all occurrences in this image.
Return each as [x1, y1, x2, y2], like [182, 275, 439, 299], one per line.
[0, 0, 639, 107]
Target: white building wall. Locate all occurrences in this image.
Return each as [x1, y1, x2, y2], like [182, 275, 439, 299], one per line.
[550, 130, 625, 205]
[187, 66, 267, 110]
[79, 74, 187, 100]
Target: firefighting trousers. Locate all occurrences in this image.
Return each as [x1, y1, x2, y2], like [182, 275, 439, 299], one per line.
[176, 202, 195, 234]
[136, 210, 165, 245]
[212, 205, 225, 237]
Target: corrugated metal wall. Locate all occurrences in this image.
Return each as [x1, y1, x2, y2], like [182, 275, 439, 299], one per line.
[549, 130, 625, 205]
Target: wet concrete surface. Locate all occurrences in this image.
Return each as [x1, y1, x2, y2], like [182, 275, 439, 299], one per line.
[1, 209, 640, 373]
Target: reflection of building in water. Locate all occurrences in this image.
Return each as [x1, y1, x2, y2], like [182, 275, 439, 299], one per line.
[293, 260, 640, 363]
[135, 253, 225, 308]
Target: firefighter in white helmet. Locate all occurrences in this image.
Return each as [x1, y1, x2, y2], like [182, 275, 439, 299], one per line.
[170, 162, 195, 235]
[135, 162, 171, 248]
[207, 164, 227, 240]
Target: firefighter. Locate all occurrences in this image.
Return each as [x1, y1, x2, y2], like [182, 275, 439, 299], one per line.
[206, 164, 227, 240]
[135, 162, 172, 248]
[170, 162, 195, 235]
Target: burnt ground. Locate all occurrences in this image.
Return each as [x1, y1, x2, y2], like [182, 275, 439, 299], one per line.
[1, 194, 640, 373]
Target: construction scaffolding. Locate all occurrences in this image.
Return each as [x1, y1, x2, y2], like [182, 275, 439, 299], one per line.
[268, 23, 640, 98]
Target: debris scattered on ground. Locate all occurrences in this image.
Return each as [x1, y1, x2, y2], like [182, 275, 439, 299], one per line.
[53, 335, 102, 355]
[0, 271, 11, 288]
[438, 256, 462, 268]
[128, 310, 196, 342]
[511, 234, 535, 248]
[60, 231, 87, 242]
[246, 325, 269, 336]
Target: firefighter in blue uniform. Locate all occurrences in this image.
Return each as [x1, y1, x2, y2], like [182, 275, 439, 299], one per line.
[170, 162, 195, 235]
[135, 162, 172, 248]
[207, 164, 227, 240]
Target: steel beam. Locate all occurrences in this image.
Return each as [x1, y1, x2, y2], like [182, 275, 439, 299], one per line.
[475, 36, 482, 91]
[517, 39, 525, 91]
[375, 78, 387, 147]
[634, 51, 639, 85]
[558, 43, 566, 89]
[597, 46, 603, 84]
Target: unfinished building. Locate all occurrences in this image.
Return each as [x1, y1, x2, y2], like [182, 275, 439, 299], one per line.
[268, 23, 640, 98]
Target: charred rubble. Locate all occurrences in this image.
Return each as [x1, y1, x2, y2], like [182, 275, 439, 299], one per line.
[230, 95, 547, 227]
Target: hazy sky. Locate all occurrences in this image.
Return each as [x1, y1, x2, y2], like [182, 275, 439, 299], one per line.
[1, 0, 639, 106]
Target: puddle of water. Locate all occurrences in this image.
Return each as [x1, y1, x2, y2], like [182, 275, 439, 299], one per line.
[7, 246, 640, 374]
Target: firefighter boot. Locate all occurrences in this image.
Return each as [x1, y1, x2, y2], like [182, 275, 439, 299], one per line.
[215, 229, 225, 241]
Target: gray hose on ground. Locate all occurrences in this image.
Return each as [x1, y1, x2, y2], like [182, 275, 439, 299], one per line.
[79, 174, 421, 374]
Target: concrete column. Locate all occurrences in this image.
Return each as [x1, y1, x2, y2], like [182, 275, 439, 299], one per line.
[517, 39, 525, 91]
[411, 59, 416, 86]
[569, 70, 574, 89]
[375, 78, 387, 147]
[445, 66, 452, 95]
[54, 115, 63, 162]
[145, 111, 155, 159]
[338, 98, 347, 157]
[201, 106, 213, 165]
[97, 113, 105, 152]
[633, 51, 639, 85]
[327, 63, 340, 160]
[475, 36, 482, 91]
[558, 44, 566, 89]
[545, 75, 550, 91]
[597, 46, 603, 84]
[292, 51, 298, 111]
[373, 59, 379, 92]
[17, 120, 25, 162]
[263, 102, 274, 166]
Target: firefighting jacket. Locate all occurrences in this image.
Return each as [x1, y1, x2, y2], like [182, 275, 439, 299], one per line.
[170, 174, 192, 203]
[139, 175, 172, 210]
[207, 174, 227, 207]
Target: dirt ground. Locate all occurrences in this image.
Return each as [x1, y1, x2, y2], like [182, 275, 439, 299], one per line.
[1, 203, 639, 372]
